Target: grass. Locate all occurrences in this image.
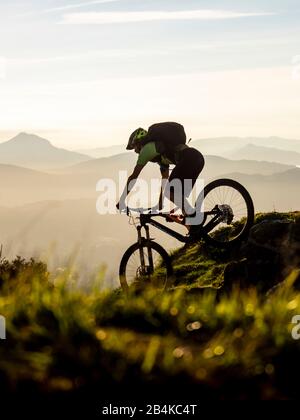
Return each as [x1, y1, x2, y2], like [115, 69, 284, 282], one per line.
[1, 267, 300, 400]
[0, 212, 299, 401]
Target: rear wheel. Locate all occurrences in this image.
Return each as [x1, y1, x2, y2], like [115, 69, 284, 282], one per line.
[200, 178, 254, 246]
[119, 240, 173, 292]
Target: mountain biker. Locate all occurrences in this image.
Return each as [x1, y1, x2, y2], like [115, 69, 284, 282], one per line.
[116, 122, 205, 229]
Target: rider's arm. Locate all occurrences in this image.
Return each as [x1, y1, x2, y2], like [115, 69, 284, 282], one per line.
[117, 164, 144, 210]
[159, 165, 169, 210]
[117, 143, 159, 210]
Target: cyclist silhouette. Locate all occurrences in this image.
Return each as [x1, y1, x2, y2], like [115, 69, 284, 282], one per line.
[116, 122, 205, 229]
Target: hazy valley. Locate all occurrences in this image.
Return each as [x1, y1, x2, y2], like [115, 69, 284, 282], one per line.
[1, 132, 299, 284]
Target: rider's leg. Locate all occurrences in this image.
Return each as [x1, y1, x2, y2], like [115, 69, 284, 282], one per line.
[167, 148, 205, 229]
[164, 188, 185, 224]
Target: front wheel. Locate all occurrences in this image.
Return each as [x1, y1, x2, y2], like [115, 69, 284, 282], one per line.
[119, 240, 173, 292]
[200, 178, 254, 247]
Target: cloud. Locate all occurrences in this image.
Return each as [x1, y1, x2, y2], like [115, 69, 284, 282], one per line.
[9, 48, 173, 66]
[60, 9, 274, 24]
[21, 0, 122, 16]
[10, 37, 285, 66]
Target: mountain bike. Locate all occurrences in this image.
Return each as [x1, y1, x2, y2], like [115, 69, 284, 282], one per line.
[119, 178, 254, 292]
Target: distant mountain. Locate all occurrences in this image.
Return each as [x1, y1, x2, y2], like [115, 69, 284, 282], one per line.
[0, 151, 295, 207]
[215, 168, 300, 212]
[228, 144, 300, 166]
[202, 155, 293, 178]
[0, 163, 95, 206]
[217, 168, 300, 184]
[77, 136, 300, 160]
[191, 136, 300, 156]
[271, 167, 300, 182]
[70, 152, 136, 173]
[77, 145, 128, 158]
[69, 152, 293, 178]
[0, 163, 52, 185]
[0, 133, 92, 170]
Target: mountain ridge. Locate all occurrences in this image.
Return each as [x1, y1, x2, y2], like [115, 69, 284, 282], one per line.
[0, 132, 92, 170]
[75, 136, 300, 158]
[228, 143, 300, 165]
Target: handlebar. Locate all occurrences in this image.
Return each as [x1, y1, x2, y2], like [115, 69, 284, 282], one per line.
[120, 206, 180, 216]
[120, 207, 158, 216]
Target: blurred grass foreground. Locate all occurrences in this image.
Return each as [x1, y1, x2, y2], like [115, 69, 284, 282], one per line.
[0, 212, 299, 404]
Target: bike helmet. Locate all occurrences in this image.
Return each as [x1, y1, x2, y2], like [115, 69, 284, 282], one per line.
[126, 128, 148, 150]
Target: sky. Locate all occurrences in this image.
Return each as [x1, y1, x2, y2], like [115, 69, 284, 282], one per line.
[0, 0, 300, 149]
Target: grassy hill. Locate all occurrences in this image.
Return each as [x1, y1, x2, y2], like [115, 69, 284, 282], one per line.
[0, 212, 300, 407]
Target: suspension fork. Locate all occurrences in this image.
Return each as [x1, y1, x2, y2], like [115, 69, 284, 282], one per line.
[145, 225, 154, 274]
[137, 225, 154, 275]
[137, 226, 146, 272]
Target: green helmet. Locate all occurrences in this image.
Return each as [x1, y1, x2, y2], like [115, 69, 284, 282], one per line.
[126, 128, 148, 150]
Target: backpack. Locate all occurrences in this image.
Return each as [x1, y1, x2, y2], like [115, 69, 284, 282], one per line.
[141, 122, 187, 161]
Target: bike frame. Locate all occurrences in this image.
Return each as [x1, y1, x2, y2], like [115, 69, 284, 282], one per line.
[131, 209, 221, 278]
[137, 207, 222, 244]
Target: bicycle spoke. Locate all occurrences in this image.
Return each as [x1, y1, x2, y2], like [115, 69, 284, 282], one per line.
[202, 181, 253, 243]
[122, 247, 168, 287]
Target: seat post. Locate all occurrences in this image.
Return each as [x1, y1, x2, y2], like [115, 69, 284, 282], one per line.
[140, 214, 147, 226]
